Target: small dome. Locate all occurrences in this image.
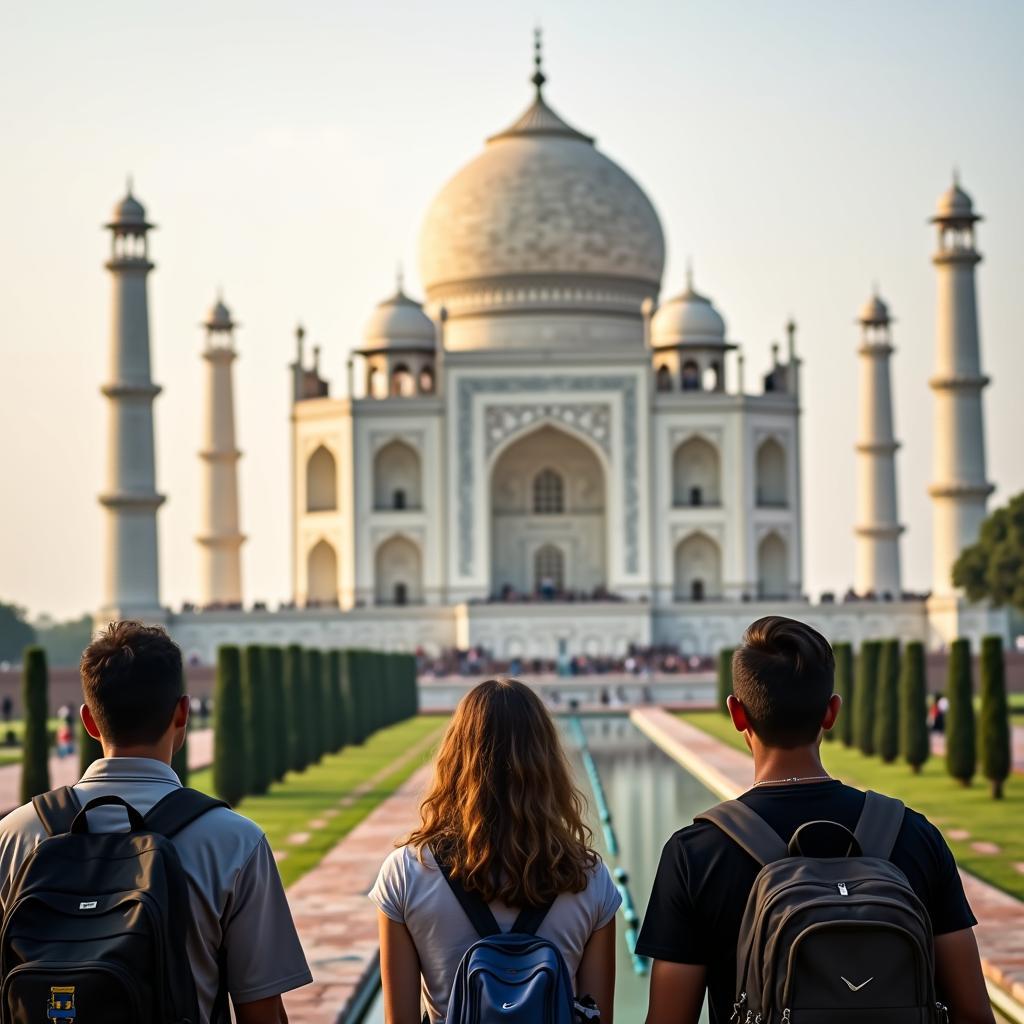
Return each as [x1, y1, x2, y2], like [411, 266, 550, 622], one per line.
[361, 289, 436, 352]
[651, 276, 727, 348]
[858, 293, 890, 326]
[109, 190, 147, 227]
[933, 180, 977, 221]
[204, 297, 234, 331]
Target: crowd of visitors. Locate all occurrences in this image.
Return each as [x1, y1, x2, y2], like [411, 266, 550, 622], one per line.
[0, 617, 996, 1024]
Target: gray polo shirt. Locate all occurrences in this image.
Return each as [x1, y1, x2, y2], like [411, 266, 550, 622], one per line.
[0, 758, 311, 1021]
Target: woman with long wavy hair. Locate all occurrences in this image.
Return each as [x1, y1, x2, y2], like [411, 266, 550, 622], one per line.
[370, 678, 619, 1023]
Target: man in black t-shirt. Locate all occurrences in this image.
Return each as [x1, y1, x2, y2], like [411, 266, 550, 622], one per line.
[636, 616, 994, 1024]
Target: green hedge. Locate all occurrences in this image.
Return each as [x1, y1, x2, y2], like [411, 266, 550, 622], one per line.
[978, 635, 1011, 799]
[326, 649, 346, 752]
[874, 639, 901, 763]
[212, 645, 247, 806]
[853, 640, 881, 756]
[832, 642, 854, 746]
[945, 638, 975, 786]
[20, 647, 50, 801]
[242, 645, 273, 796]
[285, 644, 309, 773]
[716, 648, 734, 716]
[304, 648, 326, 765]
[265, 646, 289, 782]
[899, 641, 929, 774]
[78, 717, 104, 776]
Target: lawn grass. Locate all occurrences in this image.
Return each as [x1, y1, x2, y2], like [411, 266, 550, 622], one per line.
[679, 711, 1024, 902]
[191, 715, 446, 888]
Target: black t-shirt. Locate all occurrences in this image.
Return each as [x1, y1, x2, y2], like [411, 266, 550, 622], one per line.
[635, 781, 976, 1024]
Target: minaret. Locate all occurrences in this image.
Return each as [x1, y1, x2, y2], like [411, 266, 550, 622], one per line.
[854, 291, 904, 597]
[99, 183, 165, 620]
[928, 177, 993, 596]
[197, 295, 245, 607]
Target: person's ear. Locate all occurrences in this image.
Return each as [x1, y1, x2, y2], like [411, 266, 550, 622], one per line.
[80, 703, 101, 741]
[173, 694, 190, 729]
[726, 694, 750, 733]
[821, 693, 842, 732]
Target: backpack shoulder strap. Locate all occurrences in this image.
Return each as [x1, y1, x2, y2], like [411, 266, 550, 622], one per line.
[854, 790, 905, 860]
[510, 900, 555, 936]
[143, 787, 229, 838]
[32, 786, 82, 837]
[694, 799, 789, 866]
[434, 852, 501, 939]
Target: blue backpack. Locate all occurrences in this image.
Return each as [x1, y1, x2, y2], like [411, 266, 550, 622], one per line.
[438, 858, 576, 1024]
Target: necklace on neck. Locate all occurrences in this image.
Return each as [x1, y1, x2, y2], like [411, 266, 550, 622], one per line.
[752, 773, 832, 787]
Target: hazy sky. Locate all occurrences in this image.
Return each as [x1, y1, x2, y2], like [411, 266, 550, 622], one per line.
[1, 1, 1022, 620]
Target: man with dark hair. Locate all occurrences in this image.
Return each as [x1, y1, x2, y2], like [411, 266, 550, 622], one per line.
[638, 615, 993, 1024]
[0, 622, 311, 1024]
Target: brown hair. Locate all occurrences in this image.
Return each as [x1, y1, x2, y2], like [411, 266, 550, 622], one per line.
[408, 678, 596, 907]
[80, 621, 183, 746]
[732, 615, 836, 748]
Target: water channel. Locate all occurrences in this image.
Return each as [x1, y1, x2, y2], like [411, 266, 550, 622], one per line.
[358, 714, 715, 1022]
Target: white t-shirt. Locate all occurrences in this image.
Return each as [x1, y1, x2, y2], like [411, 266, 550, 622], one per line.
[370, 844, 621, 1023]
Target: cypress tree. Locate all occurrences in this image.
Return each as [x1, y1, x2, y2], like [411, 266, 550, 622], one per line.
[716, 648, 734, 715]
[305, 648, 326, 764]
[832, 642, 854, 745]
[285, 644, 309, 772]
[20, 646, 50, 801]
[978, 635, 1011, 799]
[78, 717, 104, 776]
[853, 640, 881, 755]
[945, 638, 975, 786]
[212, 645, 248, 806]
[874, 639, 901, 763]
[900, 641, 929, 774]
[242, 645, 273, 795]
[340, 649, 362, 744]
[327, 649, 346, 752]
[353, 650, 372, 740]
[265, 646, 289, 782]
[403, 653, 419, 719]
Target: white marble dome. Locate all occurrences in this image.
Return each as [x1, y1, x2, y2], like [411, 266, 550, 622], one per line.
[651, 277, 727, 348]
[418, 90, 665, 301]
[361, 289, 436, 352]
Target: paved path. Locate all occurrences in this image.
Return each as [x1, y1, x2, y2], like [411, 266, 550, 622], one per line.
[930, 724, 1024, 775]
[0, 728, 214, 817]
[631, 707, 1024, 1015]
[282, 728, 443, 1024]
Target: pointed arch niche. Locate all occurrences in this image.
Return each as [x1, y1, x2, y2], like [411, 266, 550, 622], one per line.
[757, 531, 788, 598]
[375, 535, 423, 605]
[306, 445, 337, 512]
[306, 539, 338, 605]
[373, 440, 422, 511]
[672, 436, 721, 508]
[756, 438, 787, 508]
[673, 532, 722, 601]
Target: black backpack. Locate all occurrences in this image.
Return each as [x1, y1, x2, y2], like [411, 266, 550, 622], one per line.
[697, 791, 943, 1024]
[1, 786, 228, 1024]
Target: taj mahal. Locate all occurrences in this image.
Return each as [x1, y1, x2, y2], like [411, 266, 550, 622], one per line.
[96, 44, 1010, 665]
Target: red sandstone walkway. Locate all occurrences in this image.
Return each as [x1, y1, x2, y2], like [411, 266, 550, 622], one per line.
[0, 728, 214, 816]
[631, 707, 1024, 1016]
[282, 760, 434, 1024]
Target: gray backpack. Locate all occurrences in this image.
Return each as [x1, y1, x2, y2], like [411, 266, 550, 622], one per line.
[697, 791, 943, 1024]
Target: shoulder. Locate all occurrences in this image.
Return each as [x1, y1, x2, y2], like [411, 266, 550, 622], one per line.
[896, 804, 952, 861]
[177, 803, 267, 870]
[0, 800, 47, 846]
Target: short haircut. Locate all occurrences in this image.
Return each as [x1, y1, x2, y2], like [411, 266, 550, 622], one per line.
[732, 616, 835, 747]
[80, 622, 184, 746]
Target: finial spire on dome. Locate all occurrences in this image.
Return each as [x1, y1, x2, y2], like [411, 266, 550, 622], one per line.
[395, 262, 405, 295]
[952, 165, 960, 187]
[532, 26, 546, 97]
[126, 174, 134, 197]
[685, 258, 694, 292]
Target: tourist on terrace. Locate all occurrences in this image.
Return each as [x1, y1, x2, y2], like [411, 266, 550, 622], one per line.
[370, 678, 619, 1023]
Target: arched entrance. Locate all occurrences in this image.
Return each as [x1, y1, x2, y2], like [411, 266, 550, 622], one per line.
[758, 531, 788, 598]
[490, 425, 606, 598]
[672, 436, 721, 507]
[373, 440, 422, 510]
[306, 446, 337, 512]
